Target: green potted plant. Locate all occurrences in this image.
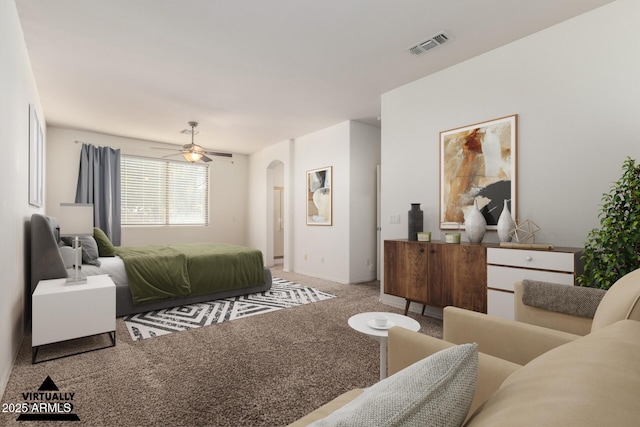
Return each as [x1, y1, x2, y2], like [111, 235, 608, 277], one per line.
[578, 157, 640, 290]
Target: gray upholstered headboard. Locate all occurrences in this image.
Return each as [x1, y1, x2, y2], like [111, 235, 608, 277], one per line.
[30, 214, 67, 293]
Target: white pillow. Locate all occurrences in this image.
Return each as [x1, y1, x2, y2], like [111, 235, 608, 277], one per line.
[310, 343, 478, 427]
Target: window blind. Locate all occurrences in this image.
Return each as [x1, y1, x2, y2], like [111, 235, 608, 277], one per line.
[121, 155, 209, 226]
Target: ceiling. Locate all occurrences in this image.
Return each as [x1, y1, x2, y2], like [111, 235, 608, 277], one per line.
[16, 0, 613, 155]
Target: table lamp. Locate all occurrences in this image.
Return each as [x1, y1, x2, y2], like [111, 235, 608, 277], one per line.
[58, 203, 94, 284]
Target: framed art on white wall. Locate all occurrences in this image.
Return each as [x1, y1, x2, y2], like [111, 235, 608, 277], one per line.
[440, 114, 517, 230]
[306, 166, 332, 226]
[29, 104, 44, 207]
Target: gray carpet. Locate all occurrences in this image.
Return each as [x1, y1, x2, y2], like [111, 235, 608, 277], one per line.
[1, 267, 442, 426]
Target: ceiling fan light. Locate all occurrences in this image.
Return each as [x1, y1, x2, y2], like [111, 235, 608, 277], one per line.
[183, 151, 202, 163]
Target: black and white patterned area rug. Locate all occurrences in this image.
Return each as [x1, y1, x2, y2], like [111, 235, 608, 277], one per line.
[124, 277, 336, 341]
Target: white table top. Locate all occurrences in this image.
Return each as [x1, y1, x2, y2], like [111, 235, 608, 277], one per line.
[34, 274, 114, 296]
[348, 311, 420, 338]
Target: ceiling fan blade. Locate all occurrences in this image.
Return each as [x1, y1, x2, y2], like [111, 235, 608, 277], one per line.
[162, 153, 181, 158]
[200, 155, 213, 162]
[151, 147, 179, 151]
[203, 150, 233, 158]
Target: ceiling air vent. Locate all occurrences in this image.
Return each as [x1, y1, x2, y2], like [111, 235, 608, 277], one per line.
[407, 32, 451, 56]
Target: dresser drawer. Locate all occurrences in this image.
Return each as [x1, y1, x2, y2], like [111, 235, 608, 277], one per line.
[487, 265, 575, 292]
[487, 248, 577, 272]
[488, 289, 515, 320]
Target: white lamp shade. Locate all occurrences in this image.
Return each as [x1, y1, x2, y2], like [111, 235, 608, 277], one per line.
[183, 151, 202, 163]
[58, 203, 94, 237]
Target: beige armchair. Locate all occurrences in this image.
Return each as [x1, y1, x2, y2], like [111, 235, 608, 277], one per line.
[514, 279, 603, 335]
[443, 268, 640, 366]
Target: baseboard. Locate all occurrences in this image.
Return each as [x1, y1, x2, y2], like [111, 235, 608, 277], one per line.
[0, 366, 9, 400]
[292, 269, 350, 284]
[348, 275, 378, 284]
[0, 334, 23, 400]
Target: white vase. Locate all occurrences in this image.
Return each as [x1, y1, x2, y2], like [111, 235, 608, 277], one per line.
[312, 187, 331, 223]
[497, 199, 515, 243]
[465, 200, 486, 244]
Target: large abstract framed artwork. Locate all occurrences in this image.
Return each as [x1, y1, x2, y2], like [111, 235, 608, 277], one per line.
[29, 104, 44, 207]
[440, 115, 517, 230]
[306, 166, 332, 226]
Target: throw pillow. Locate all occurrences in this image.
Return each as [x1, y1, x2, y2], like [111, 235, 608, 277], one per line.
[93, 227, 117, 257]
[310, 343, 478, 427]
[61, 236, 101, 267]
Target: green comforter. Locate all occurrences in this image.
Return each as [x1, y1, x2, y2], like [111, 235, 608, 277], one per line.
[115, 243, 265, 305]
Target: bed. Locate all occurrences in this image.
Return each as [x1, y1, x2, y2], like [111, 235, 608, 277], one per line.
[30, 214, 272, 317]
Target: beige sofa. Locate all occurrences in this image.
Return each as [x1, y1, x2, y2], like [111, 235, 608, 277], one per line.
[290, 268, 640, 426]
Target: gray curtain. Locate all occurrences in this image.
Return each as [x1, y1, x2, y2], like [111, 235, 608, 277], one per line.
[75, 143, 122, 245]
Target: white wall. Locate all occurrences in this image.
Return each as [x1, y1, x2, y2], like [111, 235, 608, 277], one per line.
[380, 0, 640, 306]
[0, 1, 45, 397]
[46, 127, 249, 246]
[293, 122, 351, 282]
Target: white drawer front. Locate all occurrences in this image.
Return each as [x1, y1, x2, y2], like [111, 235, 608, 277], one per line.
[488, 289, 514, 320]
[487, 248, 576, 272]
[487, 265, 575, 292]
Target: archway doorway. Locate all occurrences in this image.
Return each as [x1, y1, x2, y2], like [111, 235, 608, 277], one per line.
[266, 160, 285, 267]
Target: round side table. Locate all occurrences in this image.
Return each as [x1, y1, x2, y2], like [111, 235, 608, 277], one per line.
[348, 311, 420, 380]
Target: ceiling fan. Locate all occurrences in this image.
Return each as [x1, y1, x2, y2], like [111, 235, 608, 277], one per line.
[151, 121, 232, 163]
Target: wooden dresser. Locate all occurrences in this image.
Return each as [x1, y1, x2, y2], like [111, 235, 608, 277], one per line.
[384, 239, 488, 314]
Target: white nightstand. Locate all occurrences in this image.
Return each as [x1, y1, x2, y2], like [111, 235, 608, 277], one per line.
[32, 274, 116, 364]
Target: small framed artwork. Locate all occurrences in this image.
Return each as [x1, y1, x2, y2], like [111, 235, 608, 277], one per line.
[29, 104, 44, 207]
[440, 114, 517, 230]
[306, 166, 332, 226]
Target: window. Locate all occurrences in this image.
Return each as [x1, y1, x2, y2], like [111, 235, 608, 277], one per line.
[121, 155, 209, 226]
